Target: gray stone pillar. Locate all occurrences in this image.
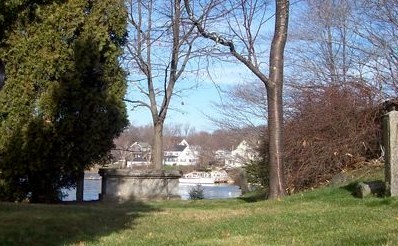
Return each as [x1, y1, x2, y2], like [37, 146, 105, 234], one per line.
[383, 111, 398, 196]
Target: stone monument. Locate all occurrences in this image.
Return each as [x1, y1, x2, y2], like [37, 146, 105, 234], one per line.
[383, 110, 398, 196]
[98, 168, 181, 202]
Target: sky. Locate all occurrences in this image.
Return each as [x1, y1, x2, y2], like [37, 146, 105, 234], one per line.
[127, 84, 220, 132]
[126, 62, 256, 132]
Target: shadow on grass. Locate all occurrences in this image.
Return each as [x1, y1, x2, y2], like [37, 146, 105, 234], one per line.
[238, 189, 268, 203]
[0, 200, 159, 245]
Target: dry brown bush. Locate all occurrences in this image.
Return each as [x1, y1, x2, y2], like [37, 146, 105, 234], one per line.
[282, 82, 382, 192]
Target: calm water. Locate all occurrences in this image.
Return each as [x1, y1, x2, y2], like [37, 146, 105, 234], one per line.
[63, 173, 241, 201]
[179, 183, 241, 200]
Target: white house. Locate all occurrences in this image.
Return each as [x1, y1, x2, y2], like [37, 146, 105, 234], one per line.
[126, 142, 151, 167]
[163, 139, 199, 166]
[224, 140, 258, 168]
[214, 149, 231, 165]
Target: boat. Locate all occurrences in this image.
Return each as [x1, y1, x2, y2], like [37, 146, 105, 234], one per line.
[179, 170, 229, 184]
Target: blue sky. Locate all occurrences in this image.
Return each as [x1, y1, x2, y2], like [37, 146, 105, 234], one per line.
[126, 62, 255, 132]
[127, 84, 221, 132]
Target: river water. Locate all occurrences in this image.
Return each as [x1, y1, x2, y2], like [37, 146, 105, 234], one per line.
[63, 173, 241, 201]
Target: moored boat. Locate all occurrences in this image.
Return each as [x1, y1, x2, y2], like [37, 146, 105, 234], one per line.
[179, 170, 229, 184]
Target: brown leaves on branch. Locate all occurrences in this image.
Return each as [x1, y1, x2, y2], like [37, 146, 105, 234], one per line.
[282, 82, 382, 192]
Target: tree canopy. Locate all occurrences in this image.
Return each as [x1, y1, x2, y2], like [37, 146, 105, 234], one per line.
[0, 0, 128, 202]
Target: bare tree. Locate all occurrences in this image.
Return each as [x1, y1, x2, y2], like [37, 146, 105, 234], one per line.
[124, 0, 204, 169]
[183, 122, 194, 137]
[112, 125, 137, 161]
[185, 0, 289, 199]
[287, 0, 398, 101]
[287, 1, 371, 86]
[209, 80, 266, 134]
[353, 0, 398, 97]
[112, 124, 154, 161]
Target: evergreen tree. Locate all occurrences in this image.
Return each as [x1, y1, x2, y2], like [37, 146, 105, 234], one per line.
[0, 0, 127, 202]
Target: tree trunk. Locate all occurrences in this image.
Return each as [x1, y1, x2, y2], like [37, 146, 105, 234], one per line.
[76, 171, 84, 202]
[266, 0, 289, 199]
[267, 86, 285, 199]
[152, 121, 164, 170]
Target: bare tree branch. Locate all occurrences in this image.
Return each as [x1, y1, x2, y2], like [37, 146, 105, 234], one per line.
[184, 0, 270, 87]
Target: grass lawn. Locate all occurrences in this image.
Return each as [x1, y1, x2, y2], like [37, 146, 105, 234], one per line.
[1, 168, 398, 245]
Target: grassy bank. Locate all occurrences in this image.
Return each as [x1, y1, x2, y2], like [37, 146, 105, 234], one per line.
[1, 167, 397, 245]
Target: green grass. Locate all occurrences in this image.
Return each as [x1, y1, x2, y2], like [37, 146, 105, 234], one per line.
[1, 167, 398, 245]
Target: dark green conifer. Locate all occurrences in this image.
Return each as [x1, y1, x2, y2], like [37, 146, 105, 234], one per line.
[0, 0, 127, 202]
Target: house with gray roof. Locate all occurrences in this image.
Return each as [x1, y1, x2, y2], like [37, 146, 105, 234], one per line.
[163, 139, 199, 166]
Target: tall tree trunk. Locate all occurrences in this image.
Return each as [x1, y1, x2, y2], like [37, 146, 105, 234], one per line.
[76, 171, 84, 202]
[266, 0, 289, 199]
[267, 86, 285, 198]
[152, 121, 164, 169]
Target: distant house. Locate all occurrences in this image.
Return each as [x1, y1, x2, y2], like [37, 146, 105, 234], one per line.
[224, 140, 258, 168]
[163, 139, 199, 166]
[126, 142, 151, 167]
[215, 149, 232, 165]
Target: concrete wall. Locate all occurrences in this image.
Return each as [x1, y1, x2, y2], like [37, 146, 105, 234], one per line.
[98, 169, 181, 202]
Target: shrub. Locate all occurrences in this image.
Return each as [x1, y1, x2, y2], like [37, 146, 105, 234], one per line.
[246, 159, 269, 189]
[256, 83, 382, 194]
[283, 83, 381, 192]
[188, 185, 204, 200]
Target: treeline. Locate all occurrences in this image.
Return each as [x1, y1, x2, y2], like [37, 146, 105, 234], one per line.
[112, 123, 254, 160]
